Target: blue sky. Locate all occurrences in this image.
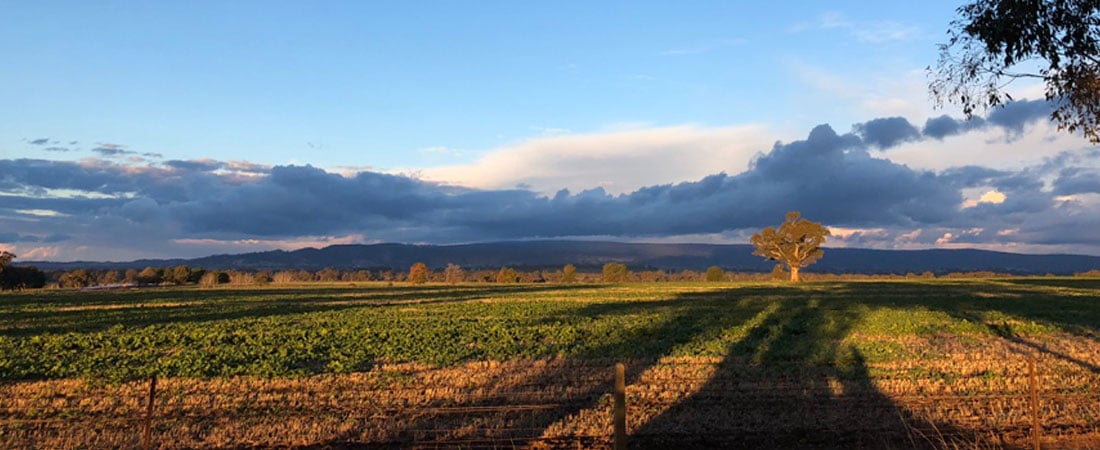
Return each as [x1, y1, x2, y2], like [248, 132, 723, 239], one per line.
[4, 1, 954, 168]
[3, 1, 1100, 261]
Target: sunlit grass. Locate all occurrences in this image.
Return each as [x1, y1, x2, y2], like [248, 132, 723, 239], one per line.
[0, 279, 1096, 381]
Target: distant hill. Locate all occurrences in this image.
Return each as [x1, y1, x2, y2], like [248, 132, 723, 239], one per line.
[22, 241, 1100, 275]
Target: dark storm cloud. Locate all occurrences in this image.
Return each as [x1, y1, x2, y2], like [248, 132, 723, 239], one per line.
[164, 159, 225, 172]
[0, 126, 964, 242]
[0, 232, 69, 243]
[1053, 169, 1100, 195]
[921, 99, 1054, 139]
[92, 146, 136, 157]
[921, 115, 986, 139]
[986, 99, 1055, 135]
[938, 166, 1010, 187]
[852, 117, 920, 149]
[2, 104, 1097, 255]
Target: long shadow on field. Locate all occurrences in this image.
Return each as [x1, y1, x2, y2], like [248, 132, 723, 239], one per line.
[626, 280, 1100, 448]
[313, 287, 784, 447]
[833, 280, 1100, 372]
[0, 284, 590, 337]
[316, 286, 978, 448]
[630, 289, 950, 448]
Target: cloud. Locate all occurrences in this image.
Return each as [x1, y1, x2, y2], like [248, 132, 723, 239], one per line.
[164, 159, 225, 172]
[1053, 168, 1100, 195]
[92, 143, 136, 157]
[3, 104, 1100, 260]
[793, 12, 920, 43]
[986, 99, 1055, 137]
[0, 232, 69, 243]
[420, 124, 779, 195]
[853, 117, 921, 149]
[28, 138, 50, 146]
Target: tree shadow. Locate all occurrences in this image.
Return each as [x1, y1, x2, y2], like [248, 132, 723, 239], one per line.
[311, 285, 977, 448]
[310, 286, 782, 447]
[630, 292, 945, 448]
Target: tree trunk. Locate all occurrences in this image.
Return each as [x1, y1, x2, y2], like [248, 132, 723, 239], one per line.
[789, 265, 800, 283]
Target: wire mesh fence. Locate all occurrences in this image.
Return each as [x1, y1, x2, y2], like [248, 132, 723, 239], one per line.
[3, 354, 1100, 449]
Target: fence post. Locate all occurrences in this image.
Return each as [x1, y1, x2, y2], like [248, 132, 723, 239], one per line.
[142, 375, 157, 450]
[1029, 356, 1040, 450]
[614, 363, 626, 450]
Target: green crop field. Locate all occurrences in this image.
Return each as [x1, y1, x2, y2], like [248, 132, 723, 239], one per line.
[2, 279, 1099, 448]
[1, 279, 1098, 381]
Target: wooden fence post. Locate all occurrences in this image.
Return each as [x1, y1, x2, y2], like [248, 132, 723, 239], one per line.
[1030, 357, 1040, 450]
[142, 375, 157, 450]
[614, 363, 626, 450]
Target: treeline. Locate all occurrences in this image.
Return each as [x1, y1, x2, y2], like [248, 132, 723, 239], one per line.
[1, 266, 47, 291]
[11, 263, 1100, 291]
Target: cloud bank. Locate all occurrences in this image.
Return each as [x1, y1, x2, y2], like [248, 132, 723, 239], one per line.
[2, 100, 1099, 260]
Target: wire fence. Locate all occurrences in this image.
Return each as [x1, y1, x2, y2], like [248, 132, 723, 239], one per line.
[3, 355, 1100, 449]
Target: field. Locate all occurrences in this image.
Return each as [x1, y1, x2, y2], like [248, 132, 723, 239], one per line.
[2, 279, 1100, 448]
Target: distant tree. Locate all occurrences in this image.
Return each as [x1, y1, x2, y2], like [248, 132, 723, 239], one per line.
[602, 263, 629, 283]
[59, 269, 94, 288]
[0, 251, 14, 279]
[496, 266, 518, 284]
[705, 266, 725, 282]
[770, 264, 788, 281]
[137, 267, 161, 285]
[124, 268, 139, 284]
[199, 271, 222, 288]
[167, 265, 192, 285]
[638, 270, 668, 283]
[752, 212, 829, 283]
[1, 266, 46, 290]
[315, 267, 340, 282]
[562, 264, 577, 283]
[98, 270, 120, 285]
[930, 0, 1100, 142]
[408, 262, 430, 285]
[444, 263, 465, 284]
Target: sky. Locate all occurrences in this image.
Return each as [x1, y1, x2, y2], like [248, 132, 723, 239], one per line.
[2, 1, 1099, 261]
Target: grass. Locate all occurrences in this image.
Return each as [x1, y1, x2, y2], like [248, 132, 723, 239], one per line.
[1, 278, 1099, 448]
[0, 279, 1097, 381]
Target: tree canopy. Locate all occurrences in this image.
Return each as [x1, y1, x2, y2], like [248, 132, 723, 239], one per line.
[0, 251, 15, 280]
[930, 0, 1100, 142]
[408, 262, 430, 285]
[750, 211, 830, 283]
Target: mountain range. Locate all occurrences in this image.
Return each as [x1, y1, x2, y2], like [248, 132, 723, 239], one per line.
[23, 241, 1100, 275]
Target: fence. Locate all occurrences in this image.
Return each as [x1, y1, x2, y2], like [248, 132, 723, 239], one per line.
[3, 355, 1100, 449]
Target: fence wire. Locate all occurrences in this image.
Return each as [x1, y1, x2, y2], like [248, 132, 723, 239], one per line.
[2, 357, 1100, 449]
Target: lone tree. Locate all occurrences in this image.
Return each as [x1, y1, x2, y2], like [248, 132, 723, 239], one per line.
[930, 0, 1100, 142]
[443, 263, 465, 284]
[0, 251, 14, 277]
[496, 266, 518, 284]
[705, 266, 725, 282]
[751, 211, 830, 283]
[602, 263, 629, 283]
[562, 264, 577, 283]
[408, 262, 429, 285]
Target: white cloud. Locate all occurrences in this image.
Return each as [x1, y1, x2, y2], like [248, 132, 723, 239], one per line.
[792, 12, 921, 43]
[418, 124, 780, 195]
[877, 120, 1093, 172]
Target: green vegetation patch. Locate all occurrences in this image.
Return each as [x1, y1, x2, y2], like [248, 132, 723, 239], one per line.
[0, 279, 1096, 382]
